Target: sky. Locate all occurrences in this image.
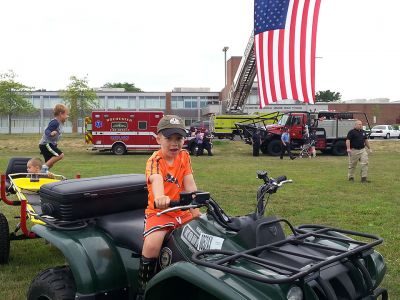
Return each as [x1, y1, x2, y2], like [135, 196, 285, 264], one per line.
[1, 0, 400, 101]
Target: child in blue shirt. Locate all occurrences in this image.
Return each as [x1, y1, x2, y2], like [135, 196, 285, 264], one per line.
[38, 104, 69, 169]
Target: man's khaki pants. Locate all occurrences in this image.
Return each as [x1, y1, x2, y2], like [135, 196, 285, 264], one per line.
[348, 148, 368, 179]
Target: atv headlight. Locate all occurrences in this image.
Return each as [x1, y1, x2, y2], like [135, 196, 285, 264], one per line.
[287, 286, 303, 300]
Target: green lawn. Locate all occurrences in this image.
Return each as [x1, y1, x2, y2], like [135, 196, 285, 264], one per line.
[0, 134, 399, 299]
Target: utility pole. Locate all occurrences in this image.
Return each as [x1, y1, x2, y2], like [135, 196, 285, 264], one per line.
[222, 46, 229, 87]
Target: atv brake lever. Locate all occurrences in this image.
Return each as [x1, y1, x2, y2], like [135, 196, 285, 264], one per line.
[276, 179, 293, 187]
[156, 204, 201, 217]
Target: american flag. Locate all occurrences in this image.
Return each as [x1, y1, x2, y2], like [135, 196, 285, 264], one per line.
[254, 0, 321, 106]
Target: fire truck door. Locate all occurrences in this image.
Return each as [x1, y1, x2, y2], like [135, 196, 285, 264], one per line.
[137, 115, 151, 149]
[290, 115, 304, 140]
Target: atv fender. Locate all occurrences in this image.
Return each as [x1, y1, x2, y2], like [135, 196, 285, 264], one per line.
[145, 262, 288, 300]
[32, 224, 129, 297]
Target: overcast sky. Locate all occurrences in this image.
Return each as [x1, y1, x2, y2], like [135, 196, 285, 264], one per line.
[1, 0, 399, 101]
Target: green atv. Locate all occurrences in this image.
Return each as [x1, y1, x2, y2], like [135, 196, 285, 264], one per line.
[27, 171, 388, 300]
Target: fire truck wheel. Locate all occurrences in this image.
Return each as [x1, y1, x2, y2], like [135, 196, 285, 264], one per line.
[332, 141, 347, 156]
[0, 212, 10, 264]
[112, 143, 127, 155]
[267, 140, 282, 156]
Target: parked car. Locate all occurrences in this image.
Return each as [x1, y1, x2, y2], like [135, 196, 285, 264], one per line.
[370, 125, 400, 139]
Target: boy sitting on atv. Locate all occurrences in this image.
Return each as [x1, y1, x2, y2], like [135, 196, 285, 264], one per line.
[137, 115, 200, 299]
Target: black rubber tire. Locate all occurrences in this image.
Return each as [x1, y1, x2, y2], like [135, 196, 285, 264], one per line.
[190, 144, 204, 156]
[267, 140, 282, 156]
[369, 136, 374, 139]
[260, 143, 268, 154]
[332, 140, 347, 156]
[385, 133, 390, 139]
[0, 212, 10, 264]
[27, 266, 76, 300]
[112, 143, 126, 155]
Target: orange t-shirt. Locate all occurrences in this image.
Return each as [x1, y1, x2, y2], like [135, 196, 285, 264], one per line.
[145, 149, 193, 217]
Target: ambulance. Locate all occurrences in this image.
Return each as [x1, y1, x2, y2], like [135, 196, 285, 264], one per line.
[85, 111, 164, 155]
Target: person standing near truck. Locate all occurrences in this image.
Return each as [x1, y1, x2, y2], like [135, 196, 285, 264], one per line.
[346, 120, 372, 183]
[252, 129, 261, 156]
[280, 127, 295, 160]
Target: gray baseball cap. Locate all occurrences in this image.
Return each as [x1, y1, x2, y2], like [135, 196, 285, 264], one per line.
[157, 115, 187, 137]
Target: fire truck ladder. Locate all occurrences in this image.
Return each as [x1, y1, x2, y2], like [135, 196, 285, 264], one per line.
[226, 32, 257, 113]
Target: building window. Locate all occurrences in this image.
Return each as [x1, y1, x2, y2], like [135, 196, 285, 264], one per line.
[26, 96, 41, 108]
[183, 96, 198, 109]
[44, 96, 64, 108]
[108, 96, 129, 109]
[138, 121, 147, 130]
[171, 96, 184, 109]
[248, 94, 259, 105]
[97, 96, 106, 109]
[139, 96, 166, 109]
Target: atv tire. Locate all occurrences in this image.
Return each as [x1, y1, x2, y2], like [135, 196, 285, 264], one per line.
[27, 266, 76, 300]
[0, 213, 10, 264]
[267, 140, 282, 156]
[332, 140, 347, 156]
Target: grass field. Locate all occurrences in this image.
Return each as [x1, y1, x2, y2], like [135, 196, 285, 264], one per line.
[0, 134, 399, 299]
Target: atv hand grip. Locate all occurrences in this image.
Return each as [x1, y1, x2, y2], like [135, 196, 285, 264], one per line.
[169, 201, 182, 208]
[154, 200, 181, 209]
[275, 176, 287, 184]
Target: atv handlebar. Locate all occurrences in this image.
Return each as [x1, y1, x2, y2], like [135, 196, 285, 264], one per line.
[156, 191, 210, 217]
[275, 175, 287, 184]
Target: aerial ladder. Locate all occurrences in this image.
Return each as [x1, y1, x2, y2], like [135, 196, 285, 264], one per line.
[226, 32, 257, 112]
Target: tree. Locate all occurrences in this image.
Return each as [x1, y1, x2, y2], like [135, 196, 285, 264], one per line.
[102, 82, 142, 92]
[0, 71, 35, 134]
[315, 90, 342, 103]
[61, 76, 98, 133]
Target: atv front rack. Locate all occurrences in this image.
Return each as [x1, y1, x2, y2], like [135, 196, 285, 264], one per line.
[192, 219, 383, 286]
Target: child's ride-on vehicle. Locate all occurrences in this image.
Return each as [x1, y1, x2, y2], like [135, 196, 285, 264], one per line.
[27, 171, 388, 300]
[0, 157, 65, 264]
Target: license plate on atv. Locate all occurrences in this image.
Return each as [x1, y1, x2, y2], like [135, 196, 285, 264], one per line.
[181, 224, 224, 252]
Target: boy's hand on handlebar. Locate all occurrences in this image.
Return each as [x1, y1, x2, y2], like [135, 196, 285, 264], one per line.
[190, 208, 201, 218]
[155, 195, 170, 209]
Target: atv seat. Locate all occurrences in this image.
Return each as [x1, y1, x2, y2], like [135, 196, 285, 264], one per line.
[4, 157, 31, 193]
[96, 209, 145, 254]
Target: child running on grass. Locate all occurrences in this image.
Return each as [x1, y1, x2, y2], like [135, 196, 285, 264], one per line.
[38, 103, 69, 170]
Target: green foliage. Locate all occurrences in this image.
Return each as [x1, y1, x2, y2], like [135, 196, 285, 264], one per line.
[0, 71, 35, 134]
[60, 76, 98, 133]
[315, 90, 342, 102]
[102, 82, 142, 92]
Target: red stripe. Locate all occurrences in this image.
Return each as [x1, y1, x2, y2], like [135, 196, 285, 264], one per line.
[267, 31, 277, 102]
[254, 37, 263, 107]
[289, 0, 299, 100]
[311, 0, 321, 104]
[257, 33, 269, 106]
[300, 0, 311, 103]
[278, 29, 287, 99]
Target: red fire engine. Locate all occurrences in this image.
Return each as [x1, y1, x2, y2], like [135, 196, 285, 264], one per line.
[85, 111, 164, 155]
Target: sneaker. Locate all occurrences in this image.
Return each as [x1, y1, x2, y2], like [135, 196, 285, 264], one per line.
[290, 156, 296, 160]
[361, 177, 370, 183]
[348, 177, 354, 182]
